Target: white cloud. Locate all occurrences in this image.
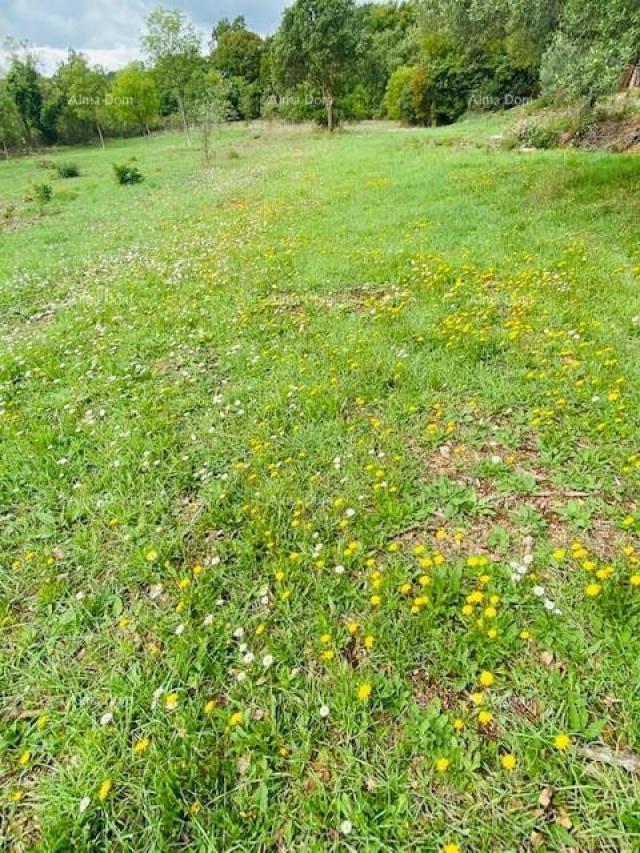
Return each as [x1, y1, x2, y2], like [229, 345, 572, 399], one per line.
[0, 0, 290, 71]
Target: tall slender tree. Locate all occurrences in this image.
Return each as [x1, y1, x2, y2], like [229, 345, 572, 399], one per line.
[274, 0, 359, 131]
[142, 7, 203, 140]
[6, 51, 42, 147]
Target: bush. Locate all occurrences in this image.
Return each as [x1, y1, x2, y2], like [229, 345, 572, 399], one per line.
[385, 62, 468, 127]
[56, 161, 80, 178]
[113, 163, 144, 185]
[32, 182, 53, 203]
[512, 119, 562, 149]
[384, 67, 414, 121]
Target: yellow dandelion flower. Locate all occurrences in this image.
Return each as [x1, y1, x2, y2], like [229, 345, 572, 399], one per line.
[357, 683, 372, 701]
[479, 670, 495, 688]
[630, 575, 640, 587]
[585, 583, 602, 598]
[554, 733, 571, 751]
[478, 710, 493, 725]
[435, 757, 450, 772]
[501, 753, 517, 770]
[18, 750, 30, 766]
[228, 711, 243, 727]
[453, 718, 465, 732]
[98, 779, 112, 801]
[132, 737, 150, 755]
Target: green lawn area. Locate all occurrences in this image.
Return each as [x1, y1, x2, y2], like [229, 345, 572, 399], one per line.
[1, 118, 640, 851]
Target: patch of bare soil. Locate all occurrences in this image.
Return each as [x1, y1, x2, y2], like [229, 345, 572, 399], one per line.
[401, 431, 628, 561]
[572, 115, 640, 152]
[410, 668, 461, 710]
[318, 283, 410, 314]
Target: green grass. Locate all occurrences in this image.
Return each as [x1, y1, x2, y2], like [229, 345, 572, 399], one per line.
[1, 118, 640, 851]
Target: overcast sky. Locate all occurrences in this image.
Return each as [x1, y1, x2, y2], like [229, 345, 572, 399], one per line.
[0, 0, 290, 73]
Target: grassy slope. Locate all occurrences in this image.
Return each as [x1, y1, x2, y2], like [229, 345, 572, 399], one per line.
[1, 118, 640, 851]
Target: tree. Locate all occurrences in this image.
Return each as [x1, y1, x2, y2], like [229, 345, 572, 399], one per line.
[541, 0, 640, 103]
[274, 0, 359, 131]
[356, 2, 419, 116]
[0, 81, 22, 155]
[211, 24, 264, 83]
[6, 52, 42, 147]
[142, 6, 203, 139]
[109, 63, 160, 135]
[211, 16, 247, 46]
[55, 51, 108, 147]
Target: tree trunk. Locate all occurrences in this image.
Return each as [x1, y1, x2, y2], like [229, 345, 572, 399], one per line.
[97, 123, 105, 149]
[178, 94, 191, 145]
[324, 89, 334, 133]
[2, 140, 8, 160]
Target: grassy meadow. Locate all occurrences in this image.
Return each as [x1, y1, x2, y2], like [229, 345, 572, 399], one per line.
[1, 117, 640, 851]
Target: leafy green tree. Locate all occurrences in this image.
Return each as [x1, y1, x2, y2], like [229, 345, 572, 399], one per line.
[211, 23, 264, 83]
[274, 0, 359, 131]
[6, 52, 42, 146]
[356, 2, 419, 116]
[0, 80, 22, 154]
[541, 0, 640, 102]
[108, 63, 160, 135]
[55, 51, 108, 147]
[211, 16, 248, 45]
[142, 6, 204, 138]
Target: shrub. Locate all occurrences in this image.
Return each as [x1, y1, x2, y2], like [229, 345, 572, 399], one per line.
[384, 66, 414, 121]
[56, 161, 80, 178]
[512, 119, 562, 149]
[113, 163, 144, 185]
[32, 182, 53, 203]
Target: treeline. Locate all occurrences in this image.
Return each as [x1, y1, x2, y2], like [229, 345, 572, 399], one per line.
[1, 0, 638, 152]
